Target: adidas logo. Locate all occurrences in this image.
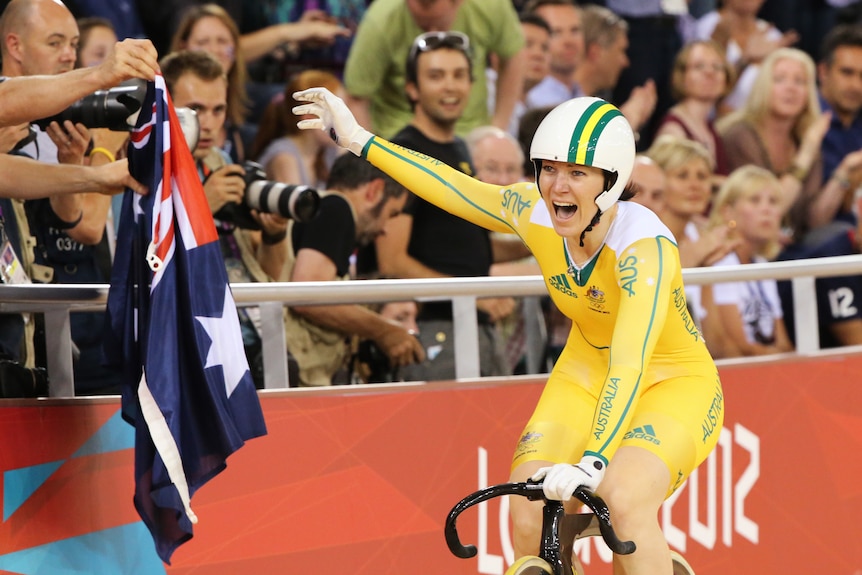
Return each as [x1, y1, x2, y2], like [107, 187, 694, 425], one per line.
[549, 273, 578, 298]
[624, 424, 660, 445]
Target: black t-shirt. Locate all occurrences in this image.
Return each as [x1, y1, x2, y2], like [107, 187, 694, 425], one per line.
[25, 198, 117, 393]
[377, 125, 493, 322]
[393, 126, 491, 278]
[291, 193, 356, 277]
[356, 125, 492, 283]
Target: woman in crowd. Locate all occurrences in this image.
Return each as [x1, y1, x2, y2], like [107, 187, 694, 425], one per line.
[708, 165, 794, 356]
[170, 4, 351, 163]
[693, 0, 797, 115]
[718, 47, 840, 241]
[292, 87, 723, 575]
[647, 136, 735, 269]
[655, 40, 732, 177]
[647, 134, 735, 358]
[250, 70, 344, 187]
[171, 4, 250, 163]
[76, 17, 117, 69]
[722, 47, 862, 348]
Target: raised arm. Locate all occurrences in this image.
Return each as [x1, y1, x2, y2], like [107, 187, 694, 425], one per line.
[292, 87, 515, 235]
[239, 20, 351, 64]
[0, 39, 159, 127]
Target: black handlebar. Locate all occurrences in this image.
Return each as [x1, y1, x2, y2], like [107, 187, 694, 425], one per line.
[444, 481, 636, 558]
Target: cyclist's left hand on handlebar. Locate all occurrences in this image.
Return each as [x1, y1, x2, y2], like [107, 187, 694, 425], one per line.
[531, 456, 607, 501]
[292, 87, 372, 156]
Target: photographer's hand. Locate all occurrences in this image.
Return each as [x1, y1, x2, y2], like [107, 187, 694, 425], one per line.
[477, 297, 516, 322]
[47, 120, 89, 165]
[93, 159, 147, 196]
[203, 164, 246, 214]
[0, 123, 30, 154]
[253, 212, 288, 237]
[45, 119, 93, 236]
[95, 38, 160, 86]
[375, 321, 426, 368]
[292, 87, 373, 156]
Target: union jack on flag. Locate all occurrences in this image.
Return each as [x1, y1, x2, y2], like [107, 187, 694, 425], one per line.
[104, 75, 267, 564]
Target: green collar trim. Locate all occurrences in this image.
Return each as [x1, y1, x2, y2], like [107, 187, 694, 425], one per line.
[563, 237, 601, 287]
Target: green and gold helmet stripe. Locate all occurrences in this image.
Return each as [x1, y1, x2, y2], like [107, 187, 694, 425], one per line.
[568, 101, 622, 165]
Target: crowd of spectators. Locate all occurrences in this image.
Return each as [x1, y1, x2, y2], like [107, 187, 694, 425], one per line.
[3, 0, 862, 394]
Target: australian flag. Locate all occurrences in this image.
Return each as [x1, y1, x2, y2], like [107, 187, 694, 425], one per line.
[104, 75, 267, 564]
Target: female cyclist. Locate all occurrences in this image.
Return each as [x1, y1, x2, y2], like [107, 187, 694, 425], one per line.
[292, 88, 724, 575]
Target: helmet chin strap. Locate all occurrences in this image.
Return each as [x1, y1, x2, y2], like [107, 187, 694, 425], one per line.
[578, 207, 603, 247]
[578, 177, 614, 247]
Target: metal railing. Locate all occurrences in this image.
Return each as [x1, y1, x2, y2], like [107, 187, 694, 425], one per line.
[3, 254, 862, 396]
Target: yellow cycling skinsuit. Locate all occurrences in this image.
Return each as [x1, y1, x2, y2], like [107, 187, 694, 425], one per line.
[362, 137, 724, 494]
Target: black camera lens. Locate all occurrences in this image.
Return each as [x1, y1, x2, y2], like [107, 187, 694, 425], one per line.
[32, 79, 147, 132]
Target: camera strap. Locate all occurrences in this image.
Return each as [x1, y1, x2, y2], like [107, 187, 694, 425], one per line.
[0, 204, 31, 285]
[0, 203, 7, 244]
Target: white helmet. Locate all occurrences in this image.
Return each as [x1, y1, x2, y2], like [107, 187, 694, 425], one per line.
[530, 97, 635, 213]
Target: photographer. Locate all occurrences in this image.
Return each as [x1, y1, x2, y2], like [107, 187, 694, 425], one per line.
[282, 153, 425, 387]
[162, 49, 289, 388]
[0, 150, 144, 397]
[2, 0, 158, 245]
[0, 39, 158, 128]
[0, 0, 159, 396]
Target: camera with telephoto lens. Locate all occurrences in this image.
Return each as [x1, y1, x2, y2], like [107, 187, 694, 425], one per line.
[32, 78, 148, 132]
[213, 161, 321, 229]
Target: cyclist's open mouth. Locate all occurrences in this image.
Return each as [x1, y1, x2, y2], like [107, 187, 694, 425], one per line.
[553, 202, 578, 220]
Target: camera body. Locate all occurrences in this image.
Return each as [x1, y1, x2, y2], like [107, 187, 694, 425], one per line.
[213, 161, 321, 229]
[355, 331, 423, 384]
[355, 339, 397, 383]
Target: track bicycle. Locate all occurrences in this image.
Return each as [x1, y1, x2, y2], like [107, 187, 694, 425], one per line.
[445, 480, 696, 575]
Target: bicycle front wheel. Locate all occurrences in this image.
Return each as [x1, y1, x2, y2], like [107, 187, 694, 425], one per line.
[671, 550, 696, 575]
[505, 556, 554, 575]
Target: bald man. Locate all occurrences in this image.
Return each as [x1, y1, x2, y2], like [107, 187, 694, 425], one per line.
[630, 154, 665, 214]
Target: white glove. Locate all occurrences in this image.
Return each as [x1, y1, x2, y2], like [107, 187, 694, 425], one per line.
[292, 87, 373, 156]
[530, 455, 607, 501]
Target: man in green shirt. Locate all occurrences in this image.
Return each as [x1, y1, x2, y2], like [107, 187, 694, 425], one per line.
[343, 0, 526, 139]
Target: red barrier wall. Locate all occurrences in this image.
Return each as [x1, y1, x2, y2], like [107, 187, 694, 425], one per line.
[1, 353, 860, 574]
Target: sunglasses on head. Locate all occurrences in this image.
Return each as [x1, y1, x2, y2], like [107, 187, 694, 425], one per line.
[409, 31, 471, 60]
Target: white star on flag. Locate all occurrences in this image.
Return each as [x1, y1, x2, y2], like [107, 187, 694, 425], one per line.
[195, 284, 250, 397]
[133, 193, 145, 220]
